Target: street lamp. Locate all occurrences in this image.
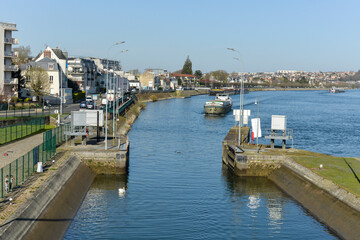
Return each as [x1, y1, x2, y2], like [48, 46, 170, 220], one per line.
[113, 49, 128, 147]
[227, 47, 244, 151]
[105, 41, 125, 150]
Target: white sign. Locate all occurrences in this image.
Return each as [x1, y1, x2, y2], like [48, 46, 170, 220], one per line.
[72, 111, 87, 127]
[234, 109, 251, 124]
[107, 94, 114, 101]
[271, 115, 286, 131]
[82, 110, 104, 127]
[243, 115, 249, 125]
[233, 109, 251, 116]
[251, 118, 262, 138]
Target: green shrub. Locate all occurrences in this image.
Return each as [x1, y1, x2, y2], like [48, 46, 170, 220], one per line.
[10, 96, 18, 103]
[150, 95, 158, 102]
[73, 91, 85, 102]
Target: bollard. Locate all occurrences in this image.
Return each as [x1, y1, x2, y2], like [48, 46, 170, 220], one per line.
[37, 162, 43, 173]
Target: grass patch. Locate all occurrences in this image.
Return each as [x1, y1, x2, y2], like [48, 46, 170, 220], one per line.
[150, 95, 158, 102]
[45, 125, 56, 130]
[286, 150, 360, 196]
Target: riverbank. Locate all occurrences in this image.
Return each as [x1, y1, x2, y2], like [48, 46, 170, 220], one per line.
[249, 87, 329, 92]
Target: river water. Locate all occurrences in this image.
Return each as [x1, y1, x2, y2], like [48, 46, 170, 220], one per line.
[65, 89, 360, 239]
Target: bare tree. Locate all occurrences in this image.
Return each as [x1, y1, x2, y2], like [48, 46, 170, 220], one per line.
[25, 66, 49, 101]
[12, 45, 32, 65]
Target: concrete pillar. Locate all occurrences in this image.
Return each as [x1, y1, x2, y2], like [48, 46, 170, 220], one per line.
[82, 135, 87, 145]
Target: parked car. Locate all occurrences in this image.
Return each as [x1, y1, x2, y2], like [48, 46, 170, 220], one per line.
[86, 96, 93, 102]
[80, 101, 87, 108]
[86, 101, 95, 109]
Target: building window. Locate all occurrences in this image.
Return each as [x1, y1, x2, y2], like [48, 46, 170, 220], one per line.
[48, 63, 55, 70]
[50, 76, 54, 83]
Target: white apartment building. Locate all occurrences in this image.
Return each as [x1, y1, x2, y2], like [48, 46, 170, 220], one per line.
[0, 22, 19, 97]
[20, 58, 66, 97]
[35, 46, 68, 84]
[34, 47, 72, 103]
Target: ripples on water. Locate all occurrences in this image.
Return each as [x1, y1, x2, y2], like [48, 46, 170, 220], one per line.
[64, 90, 359, 239]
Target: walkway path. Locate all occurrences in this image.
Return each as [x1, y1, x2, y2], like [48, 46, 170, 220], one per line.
[0, 134, 44, 168]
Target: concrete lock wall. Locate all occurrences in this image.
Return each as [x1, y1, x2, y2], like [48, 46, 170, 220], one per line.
[72, 140, 130, 175]
[222, 144, 360, 240]
[269, 164, 360, 240]
[0, 156, 95, 240]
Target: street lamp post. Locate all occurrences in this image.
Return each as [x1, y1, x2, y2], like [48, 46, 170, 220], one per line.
[113, 72, 116, 146]
[117, 50, 128, 145]
[105, 41, 125, 150]
[227, 48, 244, 150]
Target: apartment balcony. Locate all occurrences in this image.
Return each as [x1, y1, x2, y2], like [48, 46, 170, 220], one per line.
[4, 78, 18, 85]
[4, 65, 19, 71]
[4, 38, 19, 44]
[68, 71, 84, 75]
[2, 23, 17, 31]
[4, 51, 18, 58]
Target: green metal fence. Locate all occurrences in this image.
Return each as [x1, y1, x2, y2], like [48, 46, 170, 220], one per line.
[0, 117, 46, 145]
[0, 123, 70, 199]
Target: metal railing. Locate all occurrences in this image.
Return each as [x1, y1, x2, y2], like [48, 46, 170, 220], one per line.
[0, 104, 59, 119]
[265, 128, 293, 139]
[0, 117, 45, 145]
[4, 65, 18, 71]
[4, 78, 18, 85]
[4, 38, 19, 44]
[0, 123, 70, 199]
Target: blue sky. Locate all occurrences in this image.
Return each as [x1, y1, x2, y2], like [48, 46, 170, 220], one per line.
[2, 0, 359, 73]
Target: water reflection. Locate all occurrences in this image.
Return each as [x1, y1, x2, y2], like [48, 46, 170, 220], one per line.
[221, 164, 338, 238]
[91, 174, 128, 190]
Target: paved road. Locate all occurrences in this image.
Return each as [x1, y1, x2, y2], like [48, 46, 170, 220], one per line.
[0, 133, 44, 168]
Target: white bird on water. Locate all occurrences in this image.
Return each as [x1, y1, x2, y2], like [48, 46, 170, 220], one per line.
[118, 187, 126, 196]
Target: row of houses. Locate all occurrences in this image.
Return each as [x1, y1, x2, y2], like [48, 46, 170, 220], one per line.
[137, 69, 198, 90]
[1, 22, 201, 101]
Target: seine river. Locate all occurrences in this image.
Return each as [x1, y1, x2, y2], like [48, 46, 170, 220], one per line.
[65, 89, 359, 239]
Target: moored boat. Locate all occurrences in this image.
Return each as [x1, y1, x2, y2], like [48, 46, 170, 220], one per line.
[204, 94, 232, 114]
[329, 86, 345, 93]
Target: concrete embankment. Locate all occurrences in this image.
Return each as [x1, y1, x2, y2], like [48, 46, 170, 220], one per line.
[268, 159, 360, 240]
[0, 155, 95, 240]
[222, 127, 360, 240]
[223, 152, 360, 239]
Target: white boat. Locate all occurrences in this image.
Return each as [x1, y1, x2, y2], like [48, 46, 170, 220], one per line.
[204, 94, 232, 114]
[330, 86, 345, 93]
